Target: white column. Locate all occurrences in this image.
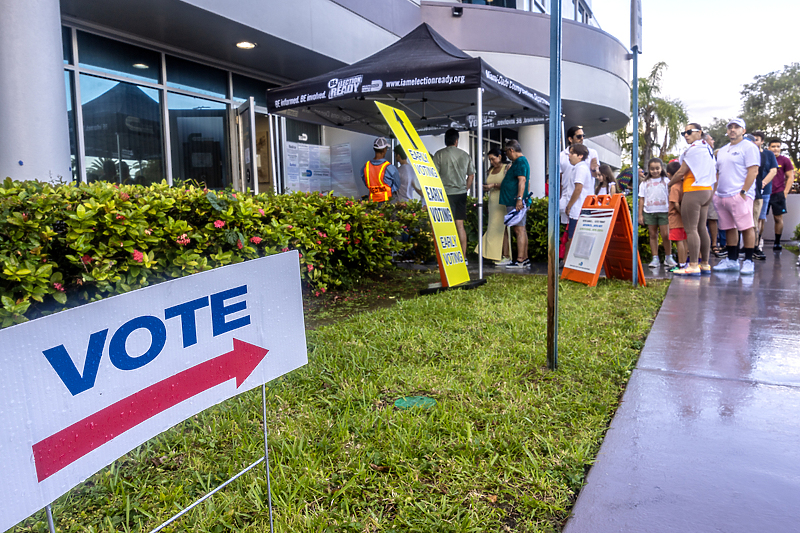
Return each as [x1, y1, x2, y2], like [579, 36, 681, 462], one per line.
[0, 0, 71, 182]
[519, 124, 546, 198]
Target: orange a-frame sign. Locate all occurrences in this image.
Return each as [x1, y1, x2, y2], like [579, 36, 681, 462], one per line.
[561, 194, 646, 287]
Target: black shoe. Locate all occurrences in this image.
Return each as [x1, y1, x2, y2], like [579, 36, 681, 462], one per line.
[753, 248, 766, 260]
[714, 249, 728, 258]
[774, 243, 783, 251]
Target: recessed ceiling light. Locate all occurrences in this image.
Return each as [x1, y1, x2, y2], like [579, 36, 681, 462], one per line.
[132, 63, 149, 69]
[236, 41, 257, 50]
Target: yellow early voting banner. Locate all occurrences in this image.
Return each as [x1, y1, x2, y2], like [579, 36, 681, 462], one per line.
[376, 102, 470, 287]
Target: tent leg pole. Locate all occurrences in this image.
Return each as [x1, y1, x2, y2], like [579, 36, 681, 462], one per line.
[546, 0, 563, 371]
[631, 45, 640, 287]
[477, 87, 484, 280]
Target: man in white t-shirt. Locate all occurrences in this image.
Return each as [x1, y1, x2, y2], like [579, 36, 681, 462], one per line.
[712, 118, 760, 274]
[559, 126, 599, 224]
[564, 143, 593, 258]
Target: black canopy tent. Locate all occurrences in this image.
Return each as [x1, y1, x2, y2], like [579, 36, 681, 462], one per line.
[266, 23, 550, 279]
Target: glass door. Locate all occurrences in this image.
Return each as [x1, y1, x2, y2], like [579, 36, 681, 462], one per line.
[237, 98, 257, 193]
[237, 98, 275, 195]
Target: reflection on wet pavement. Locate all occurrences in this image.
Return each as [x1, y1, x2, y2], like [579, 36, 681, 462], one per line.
[564, 250, 800, 532]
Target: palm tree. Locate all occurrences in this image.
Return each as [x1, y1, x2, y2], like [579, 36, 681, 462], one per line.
[616, 62, 688, 167]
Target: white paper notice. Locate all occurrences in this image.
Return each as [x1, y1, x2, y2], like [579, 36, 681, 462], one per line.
[564, 208, 614, 273]
[331, 143, 361, 197]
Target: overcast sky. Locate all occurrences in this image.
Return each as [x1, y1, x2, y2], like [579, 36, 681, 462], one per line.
[592, 0, 799, 131]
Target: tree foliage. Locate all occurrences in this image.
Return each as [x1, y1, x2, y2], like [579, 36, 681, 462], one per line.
[739, 63, 800, 168]
[615, 62, 688, 168]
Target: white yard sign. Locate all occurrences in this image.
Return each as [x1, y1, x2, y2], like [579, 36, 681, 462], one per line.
[0, 252, 307, 531]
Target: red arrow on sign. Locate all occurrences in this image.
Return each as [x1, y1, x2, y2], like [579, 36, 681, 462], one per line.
[32, 339, 268, 482]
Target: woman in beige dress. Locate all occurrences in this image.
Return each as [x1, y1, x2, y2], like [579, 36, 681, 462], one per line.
[476, 147, 512, 265]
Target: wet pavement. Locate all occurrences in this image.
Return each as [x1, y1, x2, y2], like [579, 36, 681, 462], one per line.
[563, 248, 800, 532]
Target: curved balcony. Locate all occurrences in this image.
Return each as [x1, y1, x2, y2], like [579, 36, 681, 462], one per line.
[421, 1, 631, 137]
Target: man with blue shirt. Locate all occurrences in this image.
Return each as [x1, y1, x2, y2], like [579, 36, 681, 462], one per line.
[751, 131, 778, 260]
[500, 139, 530, 268]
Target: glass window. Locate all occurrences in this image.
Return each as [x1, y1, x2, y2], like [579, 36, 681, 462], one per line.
[166, 55, 228, 99]
[62, 27, 72, 65]
[80, 74, 165, 185]
[77, 31, 161, 83]
[286, 118, 320, 145]
[167, 92, 229, 189]
[232, 73, 277, 108]
[65, 71, 78, 181]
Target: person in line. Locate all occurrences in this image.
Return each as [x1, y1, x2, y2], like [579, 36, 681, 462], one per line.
[559, 126, 599, 225]
[767, 138, 795, 251]
[669, 123, 714, 275]
[361, 137, 399, 203]
[712, 118, 760, 274]
[432, 128, 475, 260]
[564, 143, 593, 259]
[595, 164, 618, 195]
[750, 132, 777, 259]
[639, 157, 675, 269]
[477, 147, 512, 266]
[702, 133, 724, 257]
[666, 160, 689, 272]
[500, 140, 530, 268]
[392, 145, 422, 203]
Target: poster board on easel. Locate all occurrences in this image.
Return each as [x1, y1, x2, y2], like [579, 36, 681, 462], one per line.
[561, 194, 646, 287]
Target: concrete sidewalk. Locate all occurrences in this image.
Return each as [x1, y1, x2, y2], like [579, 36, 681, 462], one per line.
[564, 249, 800, 532]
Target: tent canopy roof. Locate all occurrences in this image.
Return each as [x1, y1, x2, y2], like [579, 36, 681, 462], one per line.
[266, 23, 549, 136]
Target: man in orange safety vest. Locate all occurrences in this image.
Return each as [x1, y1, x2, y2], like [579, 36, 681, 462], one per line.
[361, 137, 399, 203]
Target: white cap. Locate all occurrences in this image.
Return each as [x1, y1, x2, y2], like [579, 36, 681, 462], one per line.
[727, 118, 746, 129]
[373, 137, 390, 150]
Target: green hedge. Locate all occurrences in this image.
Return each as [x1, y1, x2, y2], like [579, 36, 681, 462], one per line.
[0, 179, 431, 327]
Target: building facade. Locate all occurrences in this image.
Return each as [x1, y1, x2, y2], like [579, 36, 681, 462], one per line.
[0, 0, 629, 197]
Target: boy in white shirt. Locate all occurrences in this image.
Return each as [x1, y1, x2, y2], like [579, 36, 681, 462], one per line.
[564, 143, 593, 258]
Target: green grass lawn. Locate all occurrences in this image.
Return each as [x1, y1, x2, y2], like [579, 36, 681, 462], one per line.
[15, 275, 668, 533]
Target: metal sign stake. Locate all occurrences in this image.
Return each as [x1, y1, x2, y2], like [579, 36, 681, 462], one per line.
[45, 504, 56, 533]
[262, 384, 275, 533]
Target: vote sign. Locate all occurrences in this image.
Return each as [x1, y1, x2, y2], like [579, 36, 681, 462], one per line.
[0, 252, 307, 531]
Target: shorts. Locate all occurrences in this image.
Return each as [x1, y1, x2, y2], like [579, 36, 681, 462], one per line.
[669, 228, 687, 241]
[505, 205, 527, 227]
[760, 194, 771, 219]
[447, 193, 467, 220]
[706, 198, 719, 220]
[643, 211, 669, 226]
[567, 217, 578, 239]
[713, 194, 754, 231]
[768, 192, 787, 216]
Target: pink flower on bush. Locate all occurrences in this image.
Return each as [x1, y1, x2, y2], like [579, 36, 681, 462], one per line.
[53, 282, 65, 292]
[287, 225, 293, 229]
[355, 239, 361, 244]
[258, 208, 265, 216]
[307, 264, 314, 272]
[299, 253, 302, 258]
[144, 229, 152, 235]
[237, 240, 243, 250]
[232, 193, 237, 199]
[132, 250, 144, 263]
[120, 192, 130, 201]
[328, 248, 334, 253]
[250, 236, 262, 245]
[116, 215, 125, 220]
[345, 223, 351, 232]
[315, 291, 320, 297]
[176, 234, 190, 246]
[378, 213, 384, 217]
[321, 288, 326, 293]
[282, 247, 289, 252]
[317, 240, 322, 244]
[214, 220, 225, 228]
[81, 255, 92, 264]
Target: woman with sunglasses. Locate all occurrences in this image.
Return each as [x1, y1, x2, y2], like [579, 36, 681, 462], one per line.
[669, 123, 715, 275]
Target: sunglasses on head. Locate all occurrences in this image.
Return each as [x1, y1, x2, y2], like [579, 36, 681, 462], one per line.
[682, 129, 701, 136]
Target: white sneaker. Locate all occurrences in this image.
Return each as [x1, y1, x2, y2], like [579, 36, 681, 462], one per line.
[664, 256, 678, 267]
[496, 257, 512, 266]
[740, 259, 755, 275]
[648, 257, 661, 268]
[713, 258, 740, 271]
